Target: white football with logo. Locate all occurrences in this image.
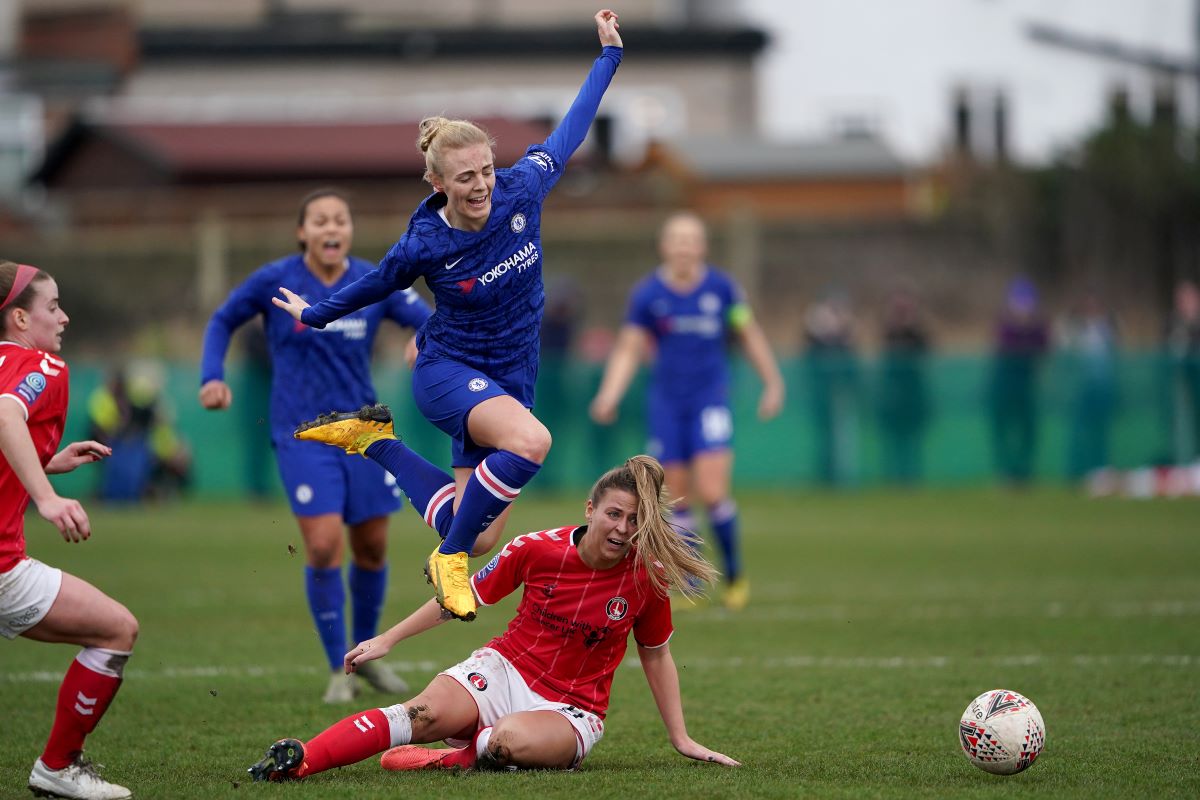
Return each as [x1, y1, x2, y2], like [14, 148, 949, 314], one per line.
[958, 689, 1045, 775]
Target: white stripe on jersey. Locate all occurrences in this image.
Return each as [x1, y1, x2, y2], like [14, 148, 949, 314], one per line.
[503, 528, 569, 556]
[522, 536, 578, 687]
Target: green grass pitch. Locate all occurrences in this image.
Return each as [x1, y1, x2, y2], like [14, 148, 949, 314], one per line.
[2, 489, 1198, 799]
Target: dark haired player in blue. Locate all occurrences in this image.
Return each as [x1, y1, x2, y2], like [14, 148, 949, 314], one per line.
[274, 9, 624, 622]
[590, 211, 785, 610]
[200, 188, 432, 703]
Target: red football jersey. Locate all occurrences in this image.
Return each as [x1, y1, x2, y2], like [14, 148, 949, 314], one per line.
[471, 525, 674, 718]
[0, 343, 70, 573]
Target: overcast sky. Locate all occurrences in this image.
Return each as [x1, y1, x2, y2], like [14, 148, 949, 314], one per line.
[738, 0, 1195, 164]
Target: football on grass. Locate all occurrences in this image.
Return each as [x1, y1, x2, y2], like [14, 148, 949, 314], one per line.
[958, 689, 1045, 775]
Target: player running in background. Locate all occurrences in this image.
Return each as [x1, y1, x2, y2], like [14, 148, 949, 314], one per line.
[0, 261, 135, 800]
[590, 212, 785, 610]
[273, 9, 625, 622]
[199, 189, 432, 703]
[246, 455, 739, 779]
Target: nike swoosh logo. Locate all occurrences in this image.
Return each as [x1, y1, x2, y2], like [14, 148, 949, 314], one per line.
[445, 257, 464, 270]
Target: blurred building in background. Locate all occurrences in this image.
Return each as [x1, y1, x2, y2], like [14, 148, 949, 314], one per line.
[6, 0, 768, 222]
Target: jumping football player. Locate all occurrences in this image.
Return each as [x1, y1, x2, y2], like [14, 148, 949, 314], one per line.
[274, 9, 625, 622]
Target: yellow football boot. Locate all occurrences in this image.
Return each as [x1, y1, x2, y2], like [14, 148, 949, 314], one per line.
[294, 404, 395, 455]
[722, 577, 750, 611]
[425, 547, 476, 621]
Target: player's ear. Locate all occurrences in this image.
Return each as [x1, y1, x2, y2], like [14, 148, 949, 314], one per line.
[584, 498, 594, 521]
[427, 167, 448, 193]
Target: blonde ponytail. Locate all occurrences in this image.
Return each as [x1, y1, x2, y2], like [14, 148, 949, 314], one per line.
[589, 455, 719, 598]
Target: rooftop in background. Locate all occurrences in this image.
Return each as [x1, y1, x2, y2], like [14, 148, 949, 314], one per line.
[33, 115, 551, 186]
[12, 0, 770, 173]
[146, 0, 743, 27]
[667, 134, 907, 181]
[641, 132, 913, 222]
[17, 0, 753, 33]
[136, 16, 766, 62]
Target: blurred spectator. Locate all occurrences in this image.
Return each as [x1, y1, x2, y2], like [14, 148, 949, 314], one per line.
[876, 285, 931, 485]
[540, 275, 580, 357]
[88, 366, 192, 502]
[988, 277, 1049, 486]
[1056, 288, 1119, 480]
[1165, 278, 1200, 463]
[803, 289, 859, 486]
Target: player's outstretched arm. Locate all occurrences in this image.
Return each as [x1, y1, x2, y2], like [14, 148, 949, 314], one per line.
[735, 318, 785, 421]
[0, 400, 91, 542]
[284, 258, 406, 330]
[201, 272, 270, 398]
[46, 440, 110, 474]
[535, 10, 623, 174]
[636, 642, 742, 767]
[344, 598, 450, 674]
[590, 324, 648, 424]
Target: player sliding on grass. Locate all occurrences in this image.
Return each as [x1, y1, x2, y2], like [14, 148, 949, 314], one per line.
[272, 9, 624, 622]
[200, 189, 431, 704]
[0, 261, 134, 800]
[247, 455, 739, 780]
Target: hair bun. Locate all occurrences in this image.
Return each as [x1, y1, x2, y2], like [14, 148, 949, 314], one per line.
[417, 117, 449, 153]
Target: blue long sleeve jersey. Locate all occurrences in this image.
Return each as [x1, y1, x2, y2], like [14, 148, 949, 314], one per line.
[200, 254, 432, 444]
[300, 46, 623, 376]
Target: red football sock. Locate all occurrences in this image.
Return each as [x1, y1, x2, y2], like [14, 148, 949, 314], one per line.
[41, 658, 123, 770]
[299, 709, 391, 777]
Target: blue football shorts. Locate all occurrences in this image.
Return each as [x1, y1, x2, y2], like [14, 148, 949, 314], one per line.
[275, 437, 402, 523]
[410, 355, 537, 469]
[646, 390, 734, 465]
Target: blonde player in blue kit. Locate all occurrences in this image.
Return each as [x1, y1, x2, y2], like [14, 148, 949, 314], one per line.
[275, 10, 624, 623]
[200, 188, 431, 703]
[590, 212, 785, 609]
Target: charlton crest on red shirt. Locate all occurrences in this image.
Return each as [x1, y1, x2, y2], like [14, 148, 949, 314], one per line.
[605, 597, 628, 621]
[0, 344, 71, 573]
[471, 526, 674, 719]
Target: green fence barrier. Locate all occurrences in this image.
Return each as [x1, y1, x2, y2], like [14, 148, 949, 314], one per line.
[47, 351, 1191, 499]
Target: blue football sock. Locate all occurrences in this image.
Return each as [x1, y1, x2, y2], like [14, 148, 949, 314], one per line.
[439, 450, 541, 556]
[365, 439, 456, 538]
[671, 505, 700, 544]
[304, 565, 346, 671]
[348, 563, 388, 645]
[671, 505, 705, 591]
[709, 499, 740, 583]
